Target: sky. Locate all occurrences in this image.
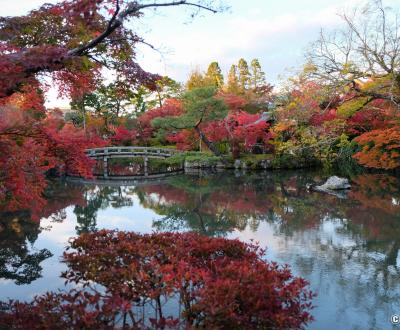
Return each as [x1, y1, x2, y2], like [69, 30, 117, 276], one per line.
[1, 0, 399, 106]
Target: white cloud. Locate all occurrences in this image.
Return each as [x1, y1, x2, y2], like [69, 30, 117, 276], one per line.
[136, 4, 347, 83]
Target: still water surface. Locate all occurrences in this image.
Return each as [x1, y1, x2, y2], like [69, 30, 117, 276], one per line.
[1, 170, 400, 329]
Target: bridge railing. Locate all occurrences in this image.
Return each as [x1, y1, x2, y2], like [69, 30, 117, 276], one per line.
[85, 146, 181, 158]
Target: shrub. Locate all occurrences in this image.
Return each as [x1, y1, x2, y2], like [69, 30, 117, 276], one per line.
[353, 127, 400, 169]
[185, 154, 220, 165]
[167, 151, 222, 167]
[240, 154, 274, 169]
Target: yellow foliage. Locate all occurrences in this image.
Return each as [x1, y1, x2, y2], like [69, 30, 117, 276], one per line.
[272, 120, 296, 134]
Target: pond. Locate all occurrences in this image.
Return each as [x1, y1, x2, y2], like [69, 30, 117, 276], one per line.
[1, 170, 400, 329]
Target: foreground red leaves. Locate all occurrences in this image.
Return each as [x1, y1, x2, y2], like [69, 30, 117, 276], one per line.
[0, 231, 314, 329]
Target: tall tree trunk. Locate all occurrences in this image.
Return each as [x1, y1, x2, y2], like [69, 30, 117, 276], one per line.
[194, 126, 228, 164]
[231, 140, 240, 159]
[116, 101, 120, 118]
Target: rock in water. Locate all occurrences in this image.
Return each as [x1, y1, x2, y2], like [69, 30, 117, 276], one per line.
[315, 176, 351, 191]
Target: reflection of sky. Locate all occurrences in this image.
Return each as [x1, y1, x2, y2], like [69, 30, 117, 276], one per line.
[2, 178, 400, 330]
[1, 197, 164, 301]
[95, 194, 159, 233]
[230, 219, 400, 330]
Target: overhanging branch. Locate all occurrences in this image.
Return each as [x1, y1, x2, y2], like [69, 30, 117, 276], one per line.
[2, 1, 220, 97]
[69, 0, 217, 56]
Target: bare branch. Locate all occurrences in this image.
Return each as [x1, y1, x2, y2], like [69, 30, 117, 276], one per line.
[306, 0, 400, 107]
[69, 1, 218, 56]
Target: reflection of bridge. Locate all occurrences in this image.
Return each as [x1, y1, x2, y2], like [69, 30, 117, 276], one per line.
[86, 146, 182, 179]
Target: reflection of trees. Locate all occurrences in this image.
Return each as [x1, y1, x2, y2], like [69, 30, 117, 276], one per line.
[0, 212, 52, 285]
[141, 186, 240, 236]
[270, 173, 400, 287]
[74, 186, 134, 234]
[42, 180, 86, 222]
[138, 171, 327, 236]
[272, 221, 400, 329]
[257, 173, 400, 327]
[152, 203, 246, 237]
[0, 181, 86, 285]
[133, 170, 400, 300]
[60, 173, 400, 328]
[3, 170, 400, 326]
[138, 174, 272, 236]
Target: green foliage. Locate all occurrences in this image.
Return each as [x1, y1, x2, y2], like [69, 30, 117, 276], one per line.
[108, 157, 144, 166]
[147, 158, 182, 172]
[271, 152, 320, 169]
[183, 86, 227, 120]
[147, 76, 182, 109]
[167, 151, 221, 166]
[152, 87, 228, 130]
[240, 154, 274, 169]
[70, 81, 138, 126]
[185, 153, 220, 165]
[337, 97, 370, 118]
[166, 152, 276, 170]
[271, 127, 323, 168]
[64, 111, 83, 126]
[333, 139, 364, 177]
[215, 141, 230, 154]
[164, 152, 189, 164]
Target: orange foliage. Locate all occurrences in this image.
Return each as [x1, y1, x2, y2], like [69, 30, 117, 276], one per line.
[271, 121, 296, 134]
[353, 127, 400, 169]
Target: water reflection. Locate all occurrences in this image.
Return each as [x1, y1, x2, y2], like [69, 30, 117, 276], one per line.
[0, 181, 85, 285]
[73, 186, 134, 234]
[1, 171, 400, 329]
[0, 211, 51, 285]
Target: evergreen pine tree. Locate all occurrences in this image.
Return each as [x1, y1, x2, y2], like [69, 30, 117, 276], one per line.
[226, 64, 240, 94]
[238, 58, 250, 92]
[205, 61, 224, 88]
[250, 58, 266, 90]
